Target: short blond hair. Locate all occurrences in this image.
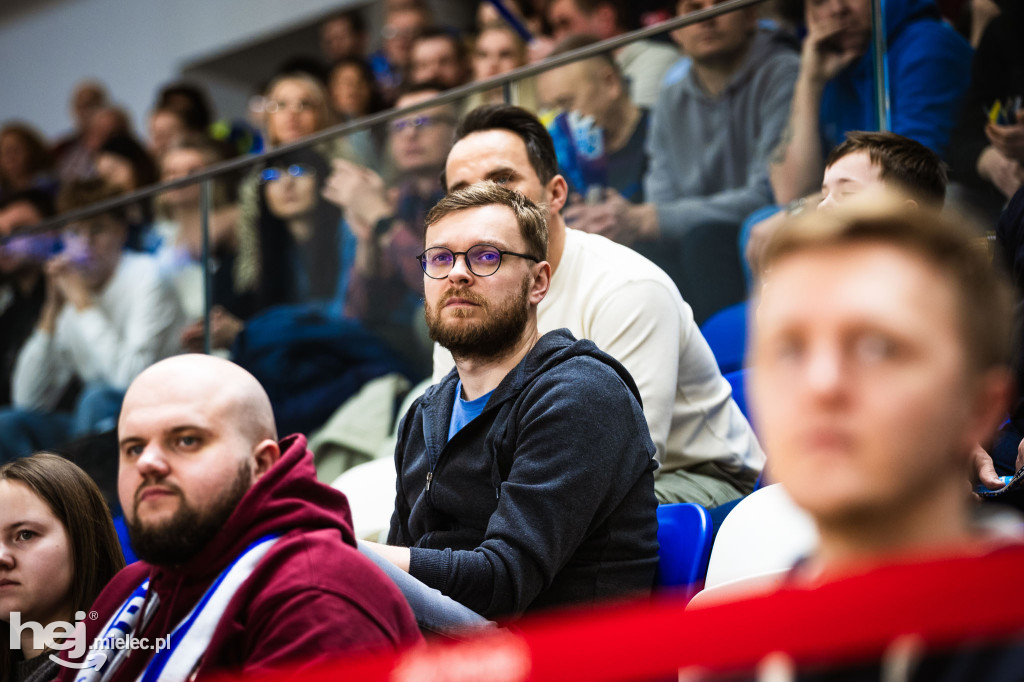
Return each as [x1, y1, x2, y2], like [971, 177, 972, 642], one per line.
[760, 193, 1014, 373]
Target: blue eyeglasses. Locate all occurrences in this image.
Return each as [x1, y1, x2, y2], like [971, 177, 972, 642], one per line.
[259, 164, 315, 184]
[389, 115, 455, 134]
[417, 244, 540, 279]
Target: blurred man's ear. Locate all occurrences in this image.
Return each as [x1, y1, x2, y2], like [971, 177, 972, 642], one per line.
[962, 367, 1014, 455]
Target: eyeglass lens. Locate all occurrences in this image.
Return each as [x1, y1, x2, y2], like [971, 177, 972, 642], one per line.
[422, 245, 503, 278]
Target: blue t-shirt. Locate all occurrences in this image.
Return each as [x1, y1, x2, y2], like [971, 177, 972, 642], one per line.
[448, 380, 493, 441]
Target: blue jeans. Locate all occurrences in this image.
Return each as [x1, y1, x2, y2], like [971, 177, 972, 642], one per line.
[0, 383, 124, 462]
[357, 541, 494, 638]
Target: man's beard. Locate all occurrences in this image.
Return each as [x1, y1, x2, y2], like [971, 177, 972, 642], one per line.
[425, 275, 531, 362]
[127, 461, 253, 567]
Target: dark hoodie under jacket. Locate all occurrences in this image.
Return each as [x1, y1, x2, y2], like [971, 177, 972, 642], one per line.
[389, 328, 660, 620]
[58, 435, 421, 681]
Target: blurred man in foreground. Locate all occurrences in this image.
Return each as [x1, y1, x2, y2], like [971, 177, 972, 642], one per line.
[750, 194, 1016, 576]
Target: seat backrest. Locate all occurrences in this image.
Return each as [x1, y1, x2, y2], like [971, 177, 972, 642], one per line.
[699, 301, 748, 375]
[656, 502, 714, 589]
[704, 484, 818, 591]
[722, 368, 750, 424]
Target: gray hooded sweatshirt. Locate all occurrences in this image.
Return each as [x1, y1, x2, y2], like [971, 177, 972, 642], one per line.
[644, 28, 799, 240]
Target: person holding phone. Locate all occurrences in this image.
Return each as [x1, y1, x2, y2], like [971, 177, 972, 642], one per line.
[769, 0, 973, 207]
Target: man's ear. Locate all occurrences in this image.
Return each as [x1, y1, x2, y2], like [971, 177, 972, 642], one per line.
[252, 439, 282, 481]
[602, 64, 622, 101]
[529, 261, 552, 305]
[547, 174, 569, 213]
[963, 368, 1014, 452]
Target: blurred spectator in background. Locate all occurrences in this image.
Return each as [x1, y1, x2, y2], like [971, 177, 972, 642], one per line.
[0, 179, 184, 463]
[262, 72, 335, 149]
[0, 190, 55, 408]
[468, 22, 538, 110]
[182, 147, 345, 353]
[328, 57, 387, 168]
[322, 83, 454, 369]
[746, 130, 949, 277]
[155, 81, 215, 137]
[538, 35, 649, 205]
[546, 0, 679, 108]
[321, 8, 370, 62]
[948, 0, 1023, 219]
[95, 134, 158, 195]
[250, 149, 346, 313]
[370, 3, 433, 104]
[95, 134, 159, 246]
[52, 80, 108, 183]
[69, 105, 133, 185]
[751, 195, 1016, 581]
[146, 106, 188, 161]
[329, 57, 387, 120]
[150, 138, 239, 325]
[234, 73, 366, 311]
[563, 0, 799, 324]
[409, 28, 471, 89]
[0, 123, 57, 202]
[769, 0, 973, 207]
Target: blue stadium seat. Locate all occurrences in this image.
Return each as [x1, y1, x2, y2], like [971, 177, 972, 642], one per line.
[655, 502, 714, 591]
[700, 301, 748, 375]
[723, 368, 749, 423]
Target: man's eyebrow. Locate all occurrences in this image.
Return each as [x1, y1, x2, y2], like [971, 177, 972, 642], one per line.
[118, 425, 212, 448]
[485, 167, 518, 180]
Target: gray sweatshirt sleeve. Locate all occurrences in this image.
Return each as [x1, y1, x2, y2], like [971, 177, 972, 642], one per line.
[647, 51, 800, 241]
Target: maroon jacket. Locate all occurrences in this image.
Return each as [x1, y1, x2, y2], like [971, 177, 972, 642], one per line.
[58, 434, 421, 680]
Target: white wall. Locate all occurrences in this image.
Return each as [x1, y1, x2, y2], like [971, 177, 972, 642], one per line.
[0, 0, 359, 139]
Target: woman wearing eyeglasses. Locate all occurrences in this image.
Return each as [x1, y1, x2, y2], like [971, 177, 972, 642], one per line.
[231, 72, 371, 322]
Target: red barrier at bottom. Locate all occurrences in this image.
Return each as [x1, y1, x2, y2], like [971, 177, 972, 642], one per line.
[227, 542, 1024, 682]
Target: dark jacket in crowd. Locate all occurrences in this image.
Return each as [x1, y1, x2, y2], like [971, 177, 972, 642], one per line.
[947, 0, 1024, 195]
[389, 328, 660, 620]
[59, 435, 421, 680]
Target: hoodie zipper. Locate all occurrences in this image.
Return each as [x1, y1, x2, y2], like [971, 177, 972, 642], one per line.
[425, 471, 433, 491]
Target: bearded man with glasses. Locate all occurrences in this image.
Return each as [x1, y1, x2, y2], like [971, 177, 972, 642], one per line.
[359, 182, 658, 632]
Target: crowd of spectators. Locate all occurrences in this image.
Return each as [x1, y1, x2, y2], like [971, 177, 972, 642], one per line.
[3, 0, 1024, 678]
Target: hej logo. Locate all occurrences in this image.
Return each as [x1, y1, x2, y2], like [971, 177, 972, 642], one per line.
[8, 610, 104, 671]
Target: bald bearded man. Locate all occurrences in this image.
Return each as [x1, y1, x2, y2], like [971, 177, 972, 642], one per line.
[57, 355, 420, 682]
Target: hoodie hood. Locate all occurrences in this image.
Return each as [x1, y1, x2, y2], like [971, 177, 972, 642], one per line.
[167, 434, 356, 580]
[883, 0, 940, 39]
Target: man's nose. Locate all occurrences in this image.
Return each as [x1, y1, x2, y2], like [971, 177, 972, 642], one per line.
[135, 445, 171, 478]
[804, 344, 846, 402]
[447, 253, 473, 284]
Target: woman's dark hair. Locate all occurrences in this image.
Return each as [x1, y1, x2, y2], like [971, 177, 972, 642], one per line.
[156, 82, 214, 132]
[329, 57, 387, 117]
[256, 147, 343, 308]
[0, 123, 54, 191]
[100, 134, 159, 190]
[1, 453, 125, 672]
